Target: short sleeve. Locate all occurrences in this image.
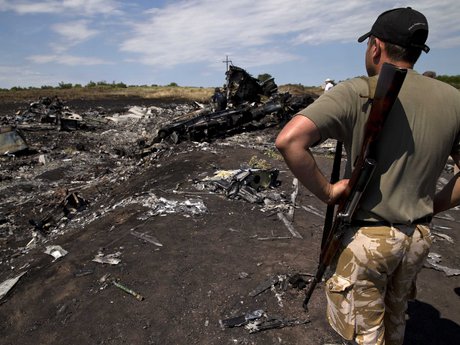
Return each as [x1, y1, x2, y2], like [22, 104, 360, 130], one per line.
[297, 78, 369, 144]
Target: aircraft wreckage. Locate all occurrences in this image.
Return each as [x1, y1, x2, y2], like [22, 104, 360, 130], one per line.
[151, 65, 316, 144]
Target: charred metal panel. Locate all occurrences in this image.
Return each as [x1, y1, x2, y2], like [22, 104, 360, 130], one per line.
[0, 127, 28, 154]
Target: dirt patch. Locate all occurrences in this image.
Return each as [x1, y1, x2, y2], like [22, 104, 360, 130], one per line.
[0, 96, 459, 345]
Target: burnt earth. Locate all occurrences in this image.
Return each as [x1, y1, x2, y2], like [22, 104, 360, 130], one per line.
[0, 96, 459, 345]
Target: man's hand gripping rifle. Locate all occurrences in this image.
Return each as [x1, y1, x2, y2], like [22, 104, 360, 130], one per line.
[302, 63, 407, 311]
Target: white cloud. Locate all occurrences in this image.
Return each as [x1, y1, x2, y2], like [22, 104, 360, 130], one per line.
[28, 54, 109, 65]
[52, 20, 98, 42]
[0, 0, 122, 15]
[0, 65, 57, 87]
[119, 0, 460, 71]
[50, 20, 99, 52]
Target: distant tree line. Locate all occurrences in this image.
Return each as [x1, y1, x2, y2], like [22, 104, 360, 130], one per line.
[1, 74, 459, 92]
[436, 75, 460, 89]
[0, 80, 187, 92]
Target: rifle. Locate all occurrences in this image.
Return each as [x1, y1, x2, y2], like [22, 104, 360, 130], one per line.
[302, 62, 407, 310]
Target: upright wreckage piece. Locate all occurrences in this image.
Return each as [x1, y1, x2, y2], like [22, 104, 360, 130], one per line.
[152, 66, 315, 144]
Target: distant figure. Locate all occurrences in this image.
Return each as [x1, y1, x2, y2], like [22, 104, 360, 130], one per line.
[211, 87, 227, 111]
[324, 78, 335, 91]
[423, 70, 437, 78]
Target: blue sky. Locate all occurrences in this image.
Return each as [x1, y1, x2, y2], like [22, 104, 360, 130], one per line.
[0, 0, 459, 88]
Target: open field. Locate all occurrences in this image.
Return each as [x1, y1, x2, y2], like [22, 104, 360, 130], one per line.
[0, 84, 323, 103]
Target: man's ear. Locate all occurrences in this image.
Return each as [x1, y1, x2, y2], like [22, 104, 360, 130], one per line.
[370, 37, 383, 64]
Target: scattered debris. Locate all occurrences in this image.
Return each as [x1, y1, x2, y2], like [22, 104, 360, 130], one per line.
[425, 252, 460, 276]
[92, 251, 122, 265]
[111, 193, 207, 219]
[288, 273, 312, 290]
[244, 316, 310, 333]
[198, 168, 280, 204]
[16, 96, 85, 131]
[220, 309, 265, 328]
[220, 309, 310, 334]
[29, 192, 88, 236]
[249, 274, 289, 297]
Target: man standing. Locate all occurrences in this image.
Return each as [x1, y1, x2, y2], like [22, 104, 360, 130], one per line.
[324, 78, 335, 91]
[276, 7, 460, 345]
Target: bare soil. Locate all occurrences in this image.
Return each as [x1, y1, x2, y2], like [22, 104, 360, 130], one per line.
[0, 95, 458, 345]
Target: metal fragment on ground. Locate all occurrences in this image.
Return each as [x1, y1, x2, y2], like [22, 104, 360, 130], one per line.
[112, 193, 207, 218]
[130, 230, 163, 247]
[425, 252, 460, 276]
[0, 126, 28, 154]
[432, 231, 454, 244]
[287, 178, 299, 222]
[271, 285, 284, 307]
[44, 245, 68, 261]
[248, 275, 281, 297]
[92, 251, 122, 265]
[220, 309, 264, 328]
[277, 212, 303, 239]
[301, 205, 325, 219]
[244, 316, 310, 333]
[0, 272, 27, 300]
[112, 280, 144, 301]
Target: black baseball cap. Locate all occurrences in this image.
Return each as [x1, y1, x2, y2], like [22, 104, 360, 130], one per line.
[358, 7, 430, 53]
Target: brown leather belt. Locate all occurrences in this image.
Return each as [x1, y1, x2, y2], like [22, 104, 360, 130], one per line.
[350, 215, 432, 227]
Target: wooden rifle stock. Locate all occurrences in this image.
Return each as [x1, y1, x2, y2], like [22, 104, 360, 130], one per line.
[303, 63, 407, 310]
[320, 140, 343, 251]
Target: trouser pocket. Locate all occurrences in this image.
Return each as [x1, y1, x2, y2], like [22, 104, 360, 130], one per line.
[326, 274, 355, 340]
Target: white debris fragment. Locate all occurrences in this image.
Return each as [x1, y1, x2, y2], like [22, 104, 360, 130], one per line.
[425, 252, 460, 276]
[0, 272, 27, 300]
[432, 231, 454, 244]
[277, 212, 302, 239]
[112, 192, 207, 218]
[271, 285, 284, 308]
[301, 205, 325, 218]
[130, 230, 163, 247]
[92, 252, 122, 265]
[44, 245, 68, 261]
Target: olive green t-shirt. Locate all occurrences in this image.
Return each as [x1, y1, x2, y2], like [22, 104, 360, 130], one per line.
[299, 69, 460, 223]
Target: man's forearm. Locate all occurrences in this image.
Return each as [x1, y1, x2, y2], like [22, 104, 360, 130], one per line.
[280, 148, 331, 204]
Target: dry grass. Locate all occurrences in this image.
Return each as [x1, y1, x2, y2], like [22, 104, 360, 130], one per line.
[278, 84, 323, 96]
[0, 86, 216, 103]
[0, 85, 322, 103]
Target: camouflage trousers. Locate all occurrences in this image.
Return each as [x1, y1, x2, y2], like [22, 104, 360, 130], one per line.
[325, 224, 432, 345]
